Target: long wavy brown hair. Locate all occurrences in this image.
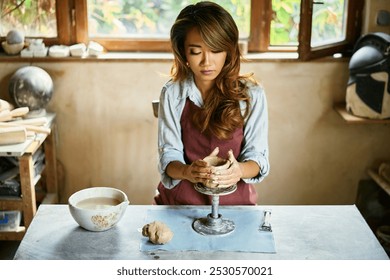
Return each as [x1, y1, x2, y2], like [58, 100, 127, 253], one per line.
[170, 1, 255, 140]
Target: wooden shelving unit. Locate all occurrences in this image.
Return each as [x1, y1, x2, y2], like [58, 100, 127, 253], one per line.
[367, 168, 390, 197]
[335, 103, 390, 197]
[0, 113, 58, 241]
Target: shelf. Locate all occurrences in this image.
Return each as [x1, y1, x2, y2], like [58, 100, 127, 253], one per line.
[0, 198, 23, 211]
[0, 113, 58, 241]
[33, 174, 42, 186]
[0, 113, 56, 156]
[0, 226, 26, 241]
[367, 168, 390, 196]
[334, 103, 390, 124]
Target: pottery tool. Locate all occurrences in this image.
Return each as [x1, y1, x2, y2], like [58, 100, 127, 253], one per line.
[0, 122, 50, 134]
[10, 117, 48, 126]
[0, 107, 29, 121]
[10, 107, 29, 117]
[0, 110, 12, 121]
[0, 99, 13, 111]
[0, 126, 27, 145]
[0, 105, 49, 136]
[259, 209, 272, 232]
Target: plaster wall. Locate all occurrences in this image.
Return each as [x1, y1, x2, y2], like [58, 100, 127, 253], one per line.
[363, 0, 390, 34]
[0, 60, 388, 205]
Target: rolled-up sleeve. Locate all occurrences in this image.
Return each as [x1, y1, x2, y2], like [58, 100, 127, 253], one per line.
[239, 85, 270, 183]
[157, 83, 186, 189]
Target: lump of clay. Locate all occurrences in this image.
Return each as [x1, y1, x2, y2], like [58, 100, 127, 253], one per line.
[142, 221, 173, 245]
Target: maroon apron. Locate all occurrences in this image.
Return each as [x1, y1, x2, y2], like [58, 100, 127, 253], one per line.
[154, 98, 257, 205]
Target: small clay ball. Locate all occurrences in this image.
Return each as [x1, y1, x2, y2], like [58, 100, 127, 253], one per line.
[142, 221, 173, 245]
[6, 30, 24, 44]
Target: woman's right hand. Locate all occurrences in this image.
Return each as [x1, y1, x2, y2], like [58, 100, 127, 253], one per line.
[184, 147, 220, 184]
[184, 159, 212, 184]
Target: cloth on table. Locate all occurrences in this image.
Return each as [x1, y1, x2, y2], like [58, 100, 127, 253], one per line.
[139, 207, 276, 253]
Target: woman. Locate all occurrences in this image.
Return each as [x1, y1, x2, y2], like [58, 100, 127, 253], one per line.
[154, 1, 269, 205]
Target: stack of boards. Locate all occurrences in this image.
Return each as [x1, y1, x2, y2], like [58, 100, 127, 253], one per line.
[0, 99, 51, 145]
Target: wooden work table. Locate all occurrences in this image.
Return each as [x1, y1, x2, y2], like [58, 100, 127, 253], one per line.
[13, 204, 389, 260]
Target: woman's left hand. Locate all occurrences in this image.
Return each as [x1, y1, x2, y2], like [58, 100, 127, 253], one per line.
[211, 149, 243, 187]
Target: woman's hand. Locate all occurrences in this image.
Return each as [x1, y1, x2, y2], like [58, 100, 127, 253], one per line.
[183, 147, 220, 184]
[210, 149, 243, 187]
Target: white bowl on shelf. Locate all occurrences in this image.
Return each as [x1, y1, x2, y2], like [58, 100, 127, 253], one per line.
[2, 41, 24, 55]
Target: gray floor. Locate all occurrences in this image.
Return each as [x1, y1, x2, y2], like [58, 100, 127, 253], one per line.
[0, 241, 20, 260]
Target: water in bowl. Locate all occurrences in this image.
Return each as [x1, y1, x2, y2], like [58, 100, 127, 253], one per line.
[76, 197, 121, 210]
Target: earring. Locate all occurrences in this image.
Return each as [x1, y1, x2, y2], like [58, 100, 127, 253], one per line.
[186, 62, 190, 67]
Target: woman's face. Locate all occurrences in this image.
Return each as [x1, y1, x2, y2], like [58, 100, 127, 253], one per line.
[184, 27, 227, 86]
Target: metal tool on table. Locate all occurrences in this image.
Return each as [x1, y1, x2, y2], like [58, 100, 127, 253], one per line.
[260, 209, 272, 232]
[192, 183, 237, 235]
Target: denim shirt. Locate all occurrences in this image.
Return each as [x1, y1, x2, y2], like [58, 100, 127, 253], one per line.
[157, 75, 270, 189]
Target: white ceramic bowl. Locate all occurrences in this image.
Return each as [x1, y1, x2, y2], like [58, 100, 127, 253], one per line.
[2, 41, 24, 55]
[68, 187, 129, 232]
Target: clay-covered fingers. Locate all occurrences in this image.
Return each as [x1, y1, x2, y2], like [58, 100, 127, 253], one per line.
[188, 160, 213, 183]
[210, 167, 237, 186]
[208, 147, 219, 157]
[227, 149, 237, 165]
[210, 151, 242, 186]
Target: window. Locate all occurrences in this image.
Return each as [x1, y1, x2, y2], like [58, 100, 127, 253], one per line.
[0, 0, 72, 46]
[0, 0, 57, 37]
[270, 0, 301, 47]
[0, 0, 364, 60]
[310, 0, 348, 47]
[298, 0, 364, 60]
[86, 0, 250, 39]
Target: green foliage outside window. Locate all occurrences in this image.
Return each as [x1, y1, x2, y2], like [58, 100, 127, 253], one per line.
[270, 0, 346, 47]
[311, 0, 346, 46]
[87, 0, 250, 39]
[271, 0, 300, 46]
[0, 0, 57, 37]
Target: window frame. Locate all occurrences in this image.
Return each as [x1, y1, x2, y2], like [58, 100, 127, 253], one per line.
[3, 0, 364, 60]
[298, 0, 364, 60]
